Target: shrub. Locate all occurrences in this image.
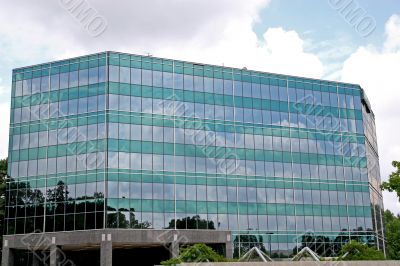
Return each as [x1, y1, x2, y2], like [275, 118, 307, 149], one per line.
[337, 240, 385, 261]
[161, 243, 227, 265]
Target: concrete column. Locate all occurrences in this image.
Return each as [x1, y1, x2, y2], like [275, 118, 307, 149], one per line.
[1, 244, 14, 266]
[101, 233, 112, 266]
[50, 245, 59, 266]
[225, 233, 233, 259]
[32, 255, 40, 266]
[170, 241, 179, 258]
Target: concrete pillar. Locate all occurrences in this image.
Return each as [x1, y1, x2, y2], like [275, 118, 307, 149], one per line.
[225, 233, 233, 259]
[1, 244, 14, 266]
[50, 245, 59, 266]
[225, 242, 233, 259]
[170, 241, 179, 258]
[101, 233, 112, 266]
[32, 255, 40, 266]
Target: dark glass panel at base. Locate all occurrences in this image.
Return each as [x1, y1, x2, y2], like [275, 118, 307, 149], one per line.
[96, 212, 104, 229]
[34, 216, 43, 232]
[45, 215, 54, 232]
[65, 214, 75, 231]
[75, 213, 85, 230]
[113, 246, 170, 266]
[55, 214, 64, 231]
[86, 212, 96, 229]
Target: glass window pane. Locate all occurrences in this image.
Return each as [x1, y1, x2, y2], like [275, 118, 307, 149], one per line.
[109, 65, 119, 82]
[69, 71, 78, 87]
[142, 70, 152, 86]
[79, 69, 88, 86]
[89, 67, 99, 84]
[163, 72, 173, 88]
[131, 68, 141, 84]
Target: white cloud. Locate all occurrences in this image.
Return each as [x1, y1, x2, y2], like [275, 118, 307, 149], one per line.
[341, 14, 400, 214]
[260, 28, 323, 77]
[0, 102, 10, 159]
[158, 26, 324, 79]
[0, 0, 324, 85]
[384, 14, 400, 53]
[0, 0, 271, 63]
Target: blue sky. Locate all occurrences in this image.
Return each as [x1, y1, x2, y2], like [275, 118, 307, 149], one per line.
[0, 0, 399, 213]
[254, 0, 400, 79]
[256, 0, 400, 45]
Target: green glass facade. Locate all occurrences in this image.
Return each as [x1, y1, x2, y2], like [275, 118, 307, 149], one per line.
[6, 51, 385, 258]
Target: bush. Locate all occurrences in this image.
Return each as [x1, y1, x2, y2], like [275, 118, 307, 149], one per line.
[337, 240, 385, 261]
[161, 243, 227, 265]
[384, 210, 400, 260]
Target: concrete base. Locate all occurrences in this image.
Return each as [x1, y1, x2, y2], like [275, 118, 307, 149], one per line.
[170, 240, 179, 258]
[32, 255, 39, 266]
[1, 246, 14, 266]
[50, 244, 58, 266]
[32, 255, 40, 266]
[100, 240, 112, 266]
[2, 229, 232, 266]
[225, 239, 233, 259]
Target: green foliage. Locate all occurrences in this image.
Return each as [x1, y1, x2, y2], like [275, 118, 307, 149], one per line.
[381, 161, 400, 201]
[0, 159, 7, 178]
[337, 240, 385, 261]
[161, 257, 181, 265]
[381, 160, 400, 260]
[384, 210, 400, 260]
[167, 215, 215, 230]
[233, 235, 268, 258]
[161, 243, 227, 265]
[0, 158, 7, 258]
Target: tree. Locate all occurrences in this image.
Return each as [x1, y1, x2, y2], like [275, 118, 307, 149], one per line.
[166, 215, 215, 230]
[337, 240, 385, 261]
[381, 161, 400, 201]
[47, 181, 69, 202]
[0, 158, 7, 260]
[161, 243, 227, 265]
[294, 232, 334, 257]
[233, 234, 267, 258]
[384, 210, 400, 260]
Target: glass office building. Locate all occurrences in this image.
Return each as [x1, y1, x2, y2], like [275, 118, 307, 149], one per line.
[6, 51, 385, 259]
